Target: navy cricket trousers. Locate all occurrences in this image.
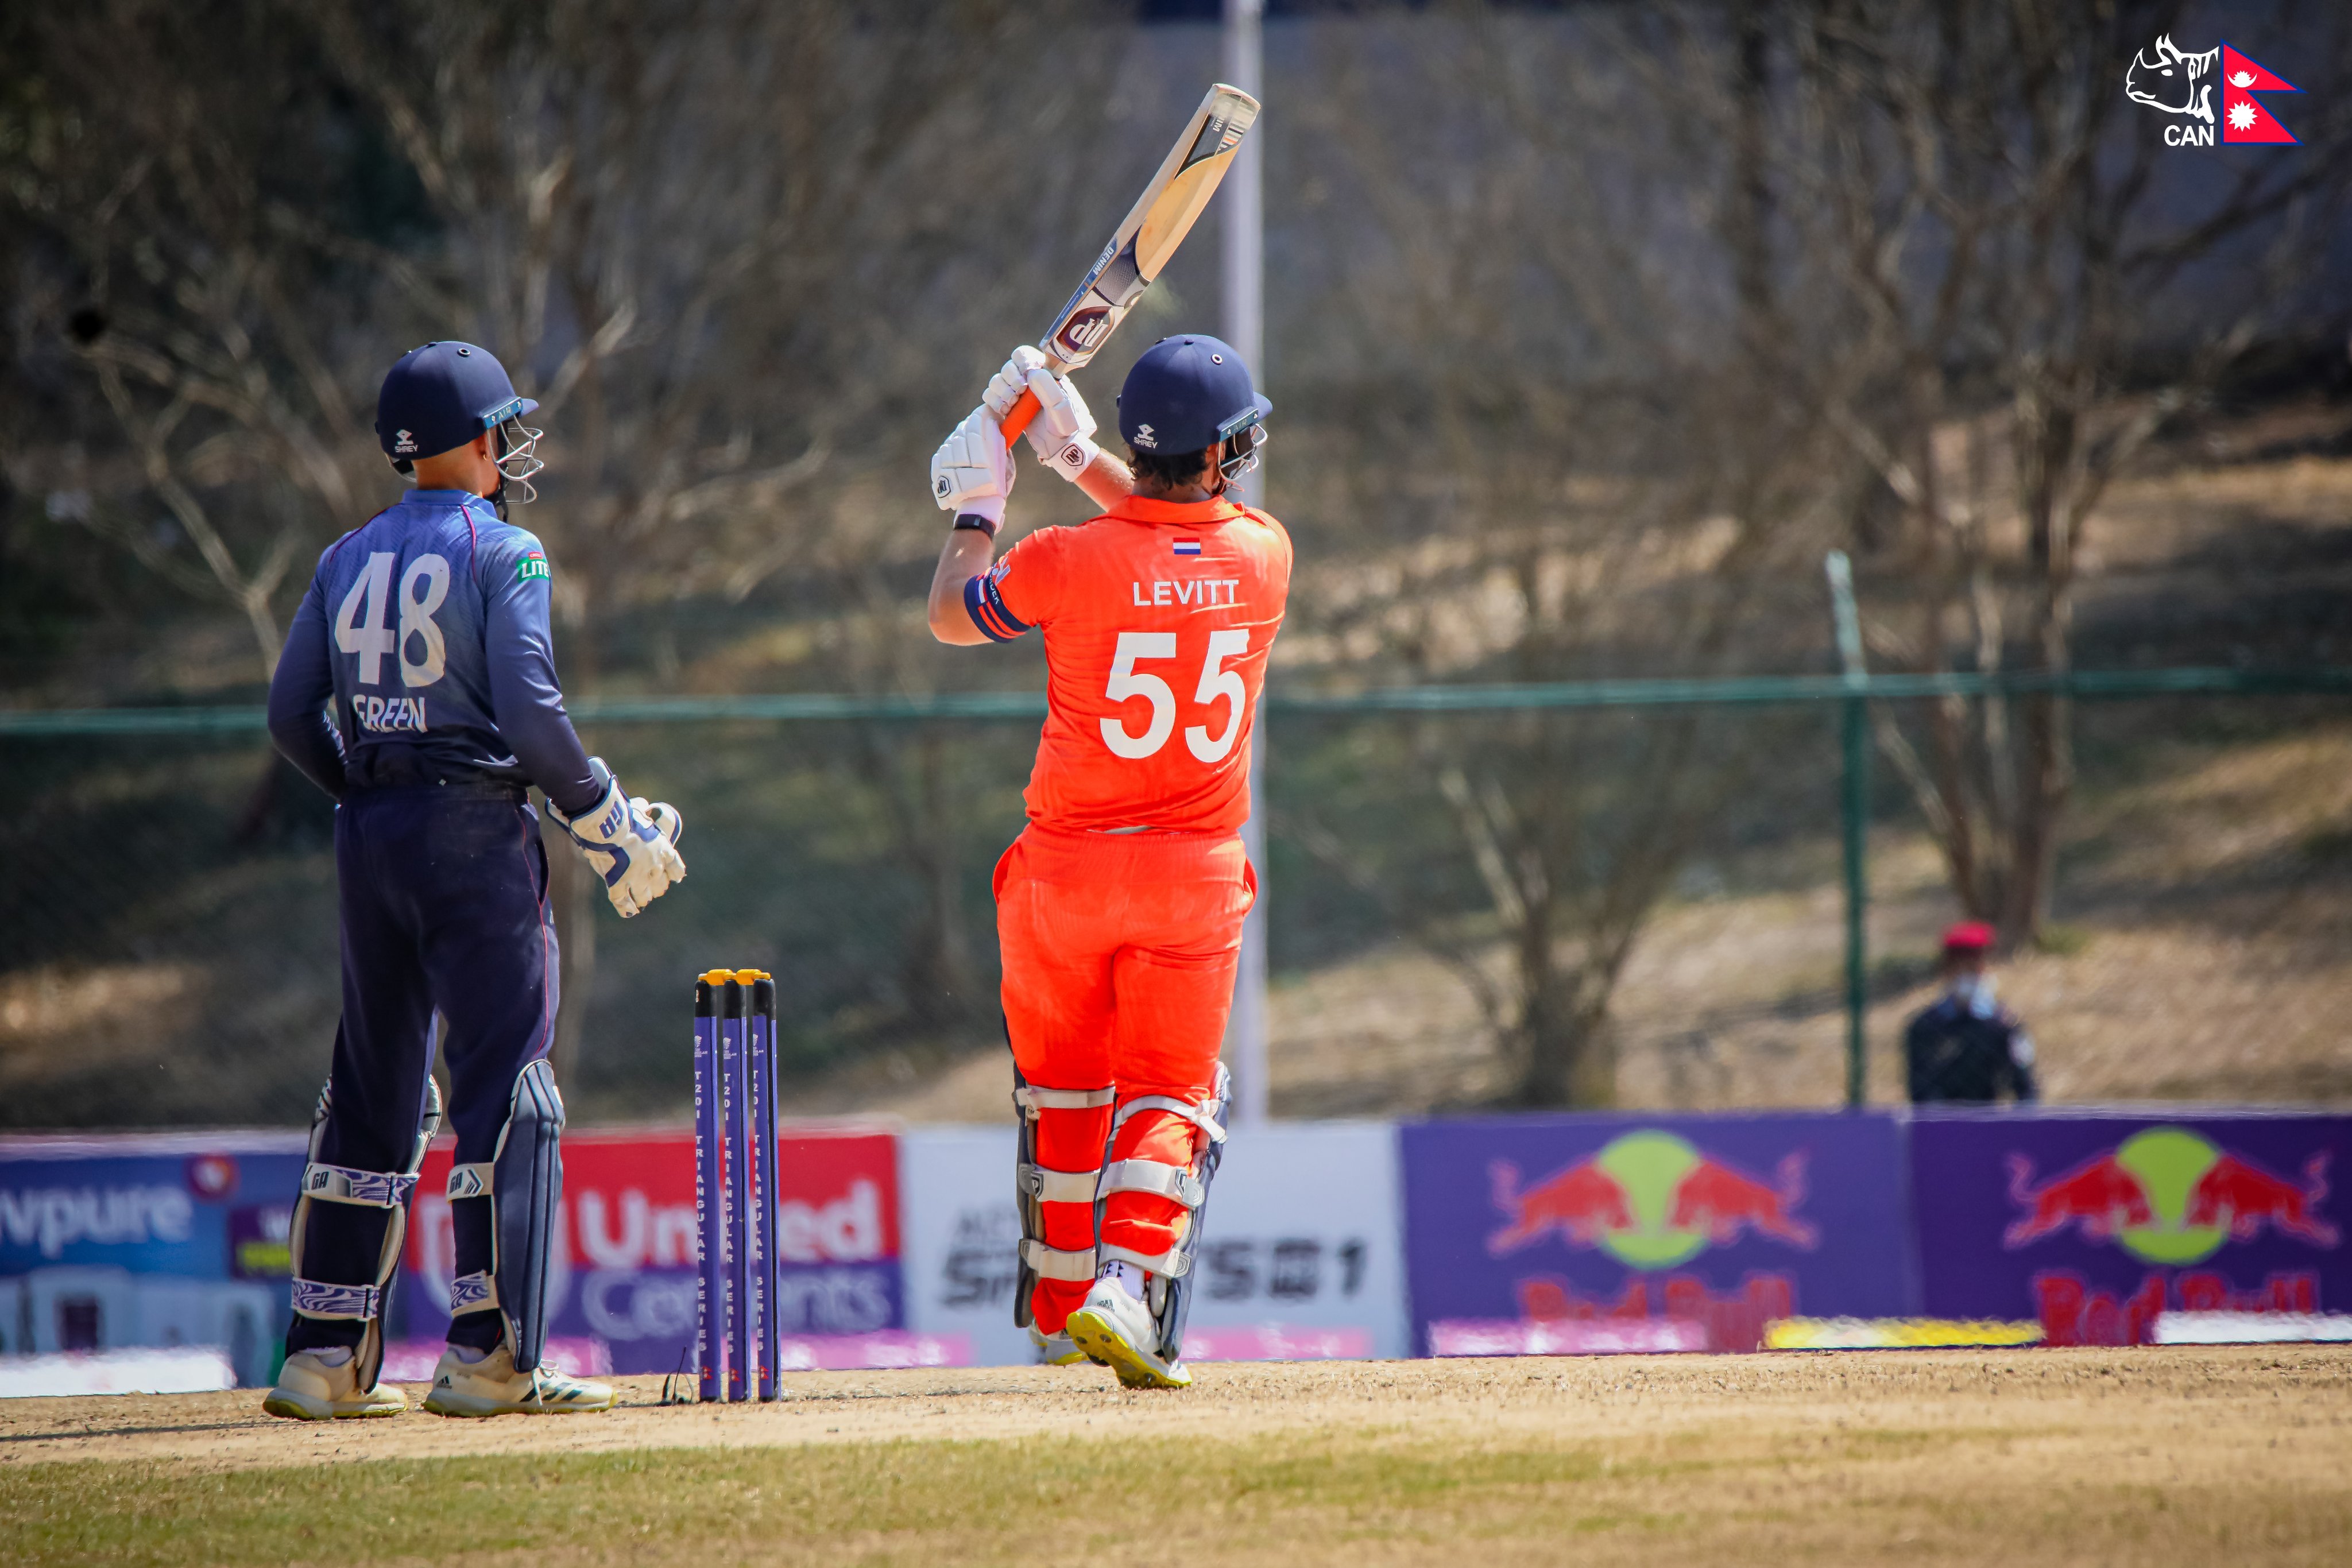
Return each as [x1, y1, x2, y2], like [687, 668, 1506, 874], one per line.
[288, 784, 560, 1353]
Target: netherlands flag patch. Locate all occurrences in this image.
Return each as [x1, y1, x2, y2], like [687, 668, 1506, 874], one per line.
[1173, 539, 1202, 556]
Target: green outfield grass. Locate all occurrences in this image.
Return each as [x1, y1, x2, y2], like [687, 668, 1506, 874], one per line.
[6, 1420, 2348, 1568]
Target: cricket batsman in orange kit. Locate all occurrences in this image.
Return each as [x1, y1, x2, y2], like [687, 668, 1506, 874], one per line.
[926, 334, 1287, 1388]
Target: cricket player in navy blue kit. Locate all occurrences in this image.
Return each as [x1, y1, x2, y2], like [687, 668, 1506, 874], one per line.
[261, 341, 685, 1419]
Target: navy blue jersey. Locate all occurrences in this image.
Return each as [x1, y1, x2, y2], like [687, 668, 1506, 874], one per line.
[268, 490, 598, 814]
[1904, 989, 2039, 1105]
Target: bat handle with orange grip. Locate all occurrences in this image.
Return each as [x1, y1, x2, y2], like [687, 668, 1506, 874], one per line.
[1000, 387, 1043, 448]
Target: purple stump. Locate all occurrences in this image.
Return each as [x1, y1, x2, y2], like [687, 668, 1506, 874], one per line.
[691, 973, 726, 1403]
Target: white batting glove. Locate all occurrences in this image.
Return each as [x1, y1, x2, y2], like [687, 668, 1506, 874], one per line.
[981, 345, 1099, 483]
[546, 760, 686, 918]
[929, 405, 1016, 522]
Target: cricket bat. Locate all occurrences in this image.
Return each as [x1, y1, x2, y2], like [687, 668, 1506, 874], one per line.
[1000, 82, 1262, 447]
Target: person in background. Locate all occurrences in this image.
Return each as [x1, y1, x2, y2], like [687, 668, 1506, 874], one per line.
[1905, 921, 2039, 1106]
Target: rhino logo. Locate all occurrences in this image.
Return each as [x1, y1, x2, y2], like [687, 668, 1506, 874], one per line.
[2126, 35, 2217, 125]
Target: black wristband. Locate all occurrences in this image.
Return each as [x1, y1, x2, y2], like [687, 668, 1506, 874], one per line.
[953, 512, 1001, 538]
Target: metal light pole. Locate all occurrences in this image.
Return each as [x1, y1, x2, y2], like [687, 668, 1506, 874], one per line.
[1223, 0, 1269, 1128]
[1825, 551, 1871, 1109]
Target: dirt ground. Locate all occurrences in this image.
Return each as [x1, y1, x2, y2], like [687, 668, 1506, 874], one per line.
[5, 1346, 2350, 1565]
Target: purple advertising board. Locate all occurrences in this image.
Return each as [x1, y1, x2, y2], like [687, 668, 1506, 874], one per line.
[1, 1132, 307, 1384]
[1910, 1110, 2352, 1345]
[1399, 1112, 1914, 1353]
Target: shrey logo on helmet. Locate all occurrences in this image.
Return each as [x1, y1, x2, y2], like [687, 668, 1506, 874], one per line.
[2126, 36, 2301, 146]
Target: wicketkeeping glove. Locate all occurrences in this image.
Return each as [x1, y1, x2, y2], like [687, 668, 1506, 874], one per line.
[930, 405, 1017, 522]
[546, 758, 686, 918]
[982, 345, 1099, 483]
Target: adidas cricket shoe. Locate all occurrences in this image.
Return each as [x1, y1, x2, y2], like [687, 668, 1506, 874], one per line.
[1065, 1277, 1192, 1389]
[262, 1348, 407, 1421]
[420, 1341, 614, 1417]
[1029, 1325, 1090, 1366]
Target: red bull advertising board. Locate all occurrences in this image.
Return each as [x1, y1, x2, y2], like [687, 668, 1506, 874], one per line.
[1400, 1113, 1914, 1354]
[1910, 1112, 2352, 1346]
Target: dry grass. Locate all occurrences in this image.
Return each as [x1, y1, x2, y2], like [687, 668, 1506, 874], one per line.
[3, 1348, 2348, 1565]
[0, 963, 203, 1091]
[811, 707, 2352, 1119]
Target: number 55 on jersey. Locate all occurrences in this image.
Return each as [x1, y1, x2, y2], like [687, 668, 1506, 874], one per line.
[965, 490, 1291, 834]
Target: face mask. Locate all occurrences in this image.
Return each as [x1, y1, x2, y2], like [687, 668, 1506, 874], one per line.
[492, 417, 545, 517]
[1952, 974, 1998, 1018]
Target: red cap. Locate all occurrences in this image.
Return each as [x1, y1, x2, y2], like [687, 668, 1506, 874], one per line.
[1942, 921, 1995, 954]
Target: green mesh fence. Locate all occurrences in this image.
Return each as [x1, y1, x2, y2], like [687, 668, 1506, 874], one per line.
[5, 671, 2349, 1128]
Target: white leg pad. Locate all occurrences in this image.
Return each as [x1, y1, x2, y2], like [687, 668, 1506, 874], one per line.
[1020, 1164, 1102, 1203]
[1097, 1158, 1206, 1207]
[1020, 1239, 1100, 1283]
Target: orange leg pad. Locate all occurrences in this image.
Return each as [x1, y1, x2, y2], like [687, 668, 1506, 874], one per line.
[1027, 1102, 1110, 1335]
[995, 828, 1253, 1334]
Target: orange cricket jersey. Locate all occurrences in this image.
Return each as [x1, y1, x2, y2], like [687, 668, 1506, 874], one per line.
[964, 493, 1292, 834]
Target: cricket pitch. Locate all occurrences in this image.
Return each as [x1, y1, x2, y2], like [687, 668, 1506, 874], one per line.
[4, 1345, 2347, 1565]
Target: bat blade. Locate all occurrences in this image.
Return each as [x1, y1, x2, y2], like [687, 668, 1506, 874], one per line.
[1002, 83, 1260, 446]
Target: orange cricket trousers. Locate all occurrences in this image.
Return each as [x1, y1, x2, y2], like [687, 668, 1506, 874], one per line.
[993, 823, 1255, 1334]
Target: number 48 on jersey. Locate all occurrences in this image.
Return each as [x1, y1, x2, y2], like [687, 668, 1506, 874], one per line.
[334, 550, 451, 688]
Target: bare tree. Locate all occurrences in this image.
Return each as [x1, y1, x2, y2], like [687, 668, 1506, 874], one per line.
[9, 1, 415, 683]
[307, 0, 1120, 1065]
[8, 0, 1124, 1079]
[1774, 0, 2352, 944]
[1275, 10, 1844, 1106]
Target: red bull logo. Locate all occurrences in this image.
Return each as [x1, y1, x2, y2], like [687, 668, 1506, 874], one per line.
[1517, 1271, 1795, 1353]
[2036, 1269, 2320, 1347]
[1489, 1130, 1817, 1268]
[2006, 1127, 2337, 1264]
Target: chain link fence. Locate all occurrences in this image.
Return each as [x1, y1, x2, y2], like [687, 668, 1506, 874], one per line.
[6, 675, 2351, 1129]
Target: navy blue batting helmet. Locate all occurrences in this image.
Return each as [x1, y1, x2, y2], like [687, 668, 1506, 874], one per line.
[1116, 335, 1270, 457]
[376, 341, 538, 464]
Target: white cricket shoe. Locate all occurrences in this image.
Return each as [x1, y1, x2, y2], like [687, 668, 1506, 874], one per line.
[1029, 1324, 1090, 1366]
[262, 1348, 407, 1421]
[1065, 1277, 1192, 1389]
[420, 1341, 615, 1417]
